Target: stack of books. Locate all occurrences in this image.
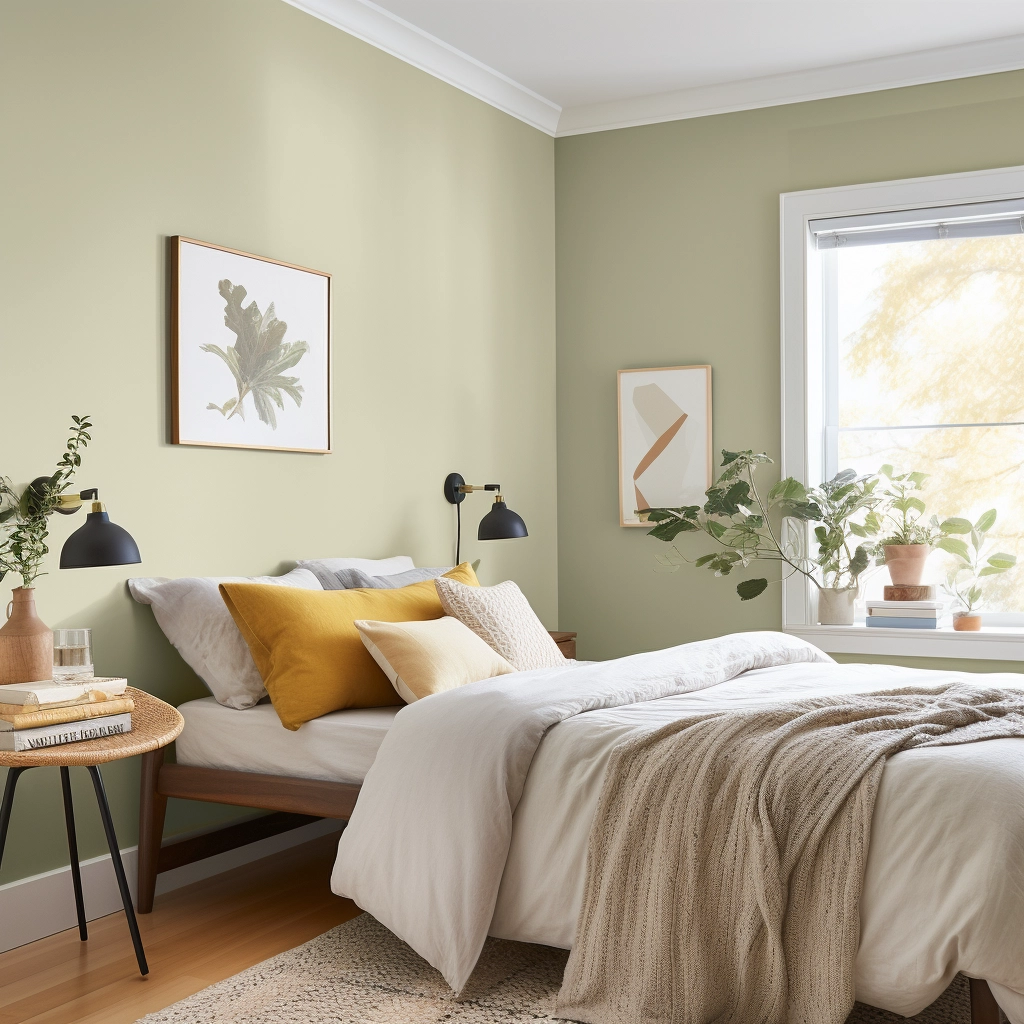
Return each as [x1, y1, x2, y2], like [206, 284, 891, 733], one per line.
[0, 678, 132, 752]
[866, 598, 944, 629]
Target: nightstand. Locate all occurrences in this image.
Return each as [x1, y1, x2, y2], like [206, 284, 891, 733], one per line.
[548, 631, 577, 659]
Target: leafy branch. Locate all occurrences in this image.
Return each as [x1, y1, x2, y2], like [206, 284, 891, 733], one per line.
[0, 415, 92, 588]
[939, 509, 1016, 614]
[642, 450, 832, 601]
[203, 280, 308, 429]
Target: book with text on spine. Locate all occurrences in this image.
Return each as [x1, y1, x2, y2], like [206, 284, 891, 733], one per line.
[0, 697, 135, 732]
[0, 713, 132, 752]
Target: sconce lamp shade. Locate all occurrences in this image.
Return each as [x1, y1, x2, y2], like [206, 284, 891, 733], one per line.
[60, 510, 142, 569]
[477, 499, 528, 541]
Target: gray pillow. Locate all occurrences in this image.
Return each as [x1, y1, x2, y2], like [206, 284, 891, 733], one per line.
[318, 566, 452, 590]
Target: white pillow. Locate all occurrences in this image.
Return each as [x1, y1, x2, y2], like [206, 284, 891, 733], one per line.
[296, 556, 415, 575]
[129, 567, 322, 708]
[434, 577, 568, 672]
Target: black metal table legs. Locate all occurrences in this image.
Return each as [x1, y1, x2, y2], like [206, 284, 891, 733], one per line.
[0, 764, 148, 976]
[87, 765, 148, 975]
[60, 767, 88, 941]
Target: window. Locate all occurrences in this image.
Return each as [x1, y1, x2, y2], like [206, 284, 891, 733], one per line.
[781, 166, 1024, 658]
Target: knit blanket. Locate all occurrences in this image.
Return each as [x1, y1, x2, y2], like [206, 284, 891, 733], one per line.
[557, 684, 1024, 1024]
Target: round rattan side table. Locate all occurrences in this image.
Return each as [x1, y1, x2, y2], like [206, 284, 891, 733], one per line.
[0, 687, 183, 976]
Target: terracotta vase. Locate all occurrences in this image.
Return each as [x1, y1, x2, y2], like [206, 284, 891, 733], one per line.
[953, 614, 982, 632]
[0, 587, 54, 685]
[883, 544, 931, 586]
[817, 586, 858, 626]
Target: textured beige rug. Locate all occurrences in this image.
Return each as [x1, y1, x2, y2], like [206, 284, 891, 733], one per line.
[137, 913, 977, 1023]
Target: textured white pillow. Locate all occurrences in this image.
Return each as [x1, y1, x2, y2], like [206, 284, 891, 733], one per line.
[128, 567, 322, 709]
[434, 577, 568, 672]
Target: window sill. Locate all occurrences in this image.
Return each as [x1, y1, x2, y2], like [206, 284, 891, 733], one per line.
[785, 624, 1024, 661]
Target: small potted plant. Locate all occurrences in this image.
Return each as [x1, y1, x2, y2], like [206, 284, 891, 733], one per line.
[641, 452, 880, 624]
[938, 509, 1017, 631]
[874, 466, 964, 586]
[0, 415, 92, 683]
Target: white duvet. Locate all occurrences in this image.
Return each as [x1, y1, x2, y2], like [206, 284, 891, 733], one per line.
[331, 633, 1024, 1022]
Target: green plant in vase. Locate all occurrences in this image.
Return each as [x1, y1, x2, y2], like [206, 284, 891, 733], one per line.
[641, 452, 881, 623]
[937, 509, 1017, 631]
[0, 415, 92, 684]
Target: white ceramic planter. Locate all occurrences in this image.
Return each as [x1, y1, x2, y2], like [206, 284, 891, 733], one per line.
[817, 587, 858, 626]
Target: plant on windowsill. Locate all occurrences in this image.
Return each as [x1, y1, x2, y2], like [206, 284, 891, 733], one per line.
[938, 509, 1017, 632]
[873, 466, 968, 586]
[0, 415, 92, 683]
[640, 452, 882, 625]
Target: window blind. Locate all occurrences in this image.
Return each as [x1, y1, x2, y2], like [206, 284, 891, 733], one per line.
[811, 197, 1024, 249]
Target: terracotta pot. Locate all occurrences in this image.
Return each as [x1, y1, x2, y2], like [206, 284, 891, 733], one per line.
[953, 614, 982, 632]
[883, 544, 931, 586]
[0, 587, 53, 685]
[817, 587, 858, 626]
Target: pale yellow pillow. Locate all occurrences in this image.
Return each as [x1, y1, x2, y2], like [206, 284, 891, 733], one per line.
[355, 616, 515, 703]
[219, 563, 479, 729]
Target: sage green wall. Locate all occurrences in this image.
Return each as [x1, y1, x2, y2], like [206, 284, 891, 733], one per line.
[555, 70, 1024, 670]
[0, 0, 555, 885]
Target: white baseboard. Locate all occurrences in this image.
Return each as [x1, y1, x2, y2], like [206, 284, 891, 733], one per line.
[0, 817, 342, 954]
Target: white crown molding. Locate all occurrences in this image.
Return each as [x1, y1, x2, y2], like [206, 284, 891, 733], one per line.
[281, 0, 562, 135]
[555, 33, 1024, 136]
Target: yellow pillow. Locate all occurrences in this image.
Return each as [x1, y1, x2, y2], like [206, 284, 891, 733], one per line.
[219, 563, 479, 729]
[355, 616, 515, 703]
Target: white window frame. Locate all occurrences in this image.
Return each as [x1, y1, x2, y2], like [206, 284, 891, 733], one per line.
[780, 163, 1024, 661]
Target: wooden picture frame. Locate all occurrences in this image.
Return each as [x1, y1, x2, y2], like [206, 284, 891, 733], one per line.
[617, 365, 712, 527]
[170, 236, 332, 453]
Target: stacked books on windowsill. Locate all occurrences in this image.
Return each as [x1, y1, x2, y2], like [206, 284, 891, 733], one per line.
[865, 600, 945, 629]
[0, 678, 132, 752]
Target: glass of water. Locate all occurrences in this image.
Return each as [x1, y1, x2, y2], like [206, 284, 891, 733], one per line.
[53, 628, 94, 680]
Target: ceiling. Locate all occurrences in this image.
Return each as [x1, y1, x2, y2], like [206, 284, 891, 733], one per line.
[287, 0, 1024, 135]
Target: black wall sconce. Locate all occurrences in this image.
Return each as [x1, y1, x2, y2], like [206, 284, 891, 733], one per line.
[32, 480, 143, 569]
[443, 473, 528, 564]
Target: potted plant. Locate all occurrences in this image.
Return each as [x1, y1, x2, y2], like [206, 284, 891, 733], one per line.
[873, 466, 970, 586]
[938, 509, 1017, 631]
[641, 452, 880, 624]
[0, 415, 92, 684]
[807, 469, 884, 624]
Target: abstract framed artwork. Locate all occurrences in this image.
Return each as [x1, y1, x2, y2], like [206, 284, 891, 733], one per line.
[617, 365, 712, 527]
[171, 236, 331, 453]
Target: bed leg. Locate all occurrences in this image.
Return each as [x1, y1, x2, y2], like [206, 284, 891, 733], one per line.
[970, 978, 1002, 1024]
[137, 747, 167, 914]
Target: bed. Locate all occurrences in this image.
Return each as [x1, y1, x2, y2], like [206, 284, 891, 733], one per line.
[330, 634, 1024, 1024]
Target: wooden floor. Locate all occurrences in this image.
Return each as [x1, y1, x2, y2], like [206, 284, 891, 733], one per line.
[0, 834, 361, 1024]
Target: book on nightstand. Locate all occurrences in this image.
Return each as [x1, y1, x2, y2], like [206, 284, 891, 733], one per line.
[0, 678, 132, 751]
[865, 600, 944, 629]
[0, 712, 132, 751]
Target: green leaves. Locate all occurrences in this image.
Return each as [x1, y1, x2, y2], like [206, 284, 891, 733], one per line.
[704, 480, 752, 517]
[936, 536, 970, 561]
[203, 281, 309, 430]
[736, 578, 769, 601]
[0, 415, 92, 588]
[939, 517, 973, 535]
[644, 507, 701, 542]
[974, 509, 998, 534]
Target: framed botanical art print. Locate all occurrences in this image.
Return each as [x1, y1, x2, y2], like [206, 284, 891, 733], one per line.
[617, 365, 712, 526]
[171, 236, 331, 453]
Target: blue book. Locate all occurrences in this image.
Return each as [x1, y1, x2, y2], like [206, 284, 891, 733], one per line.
[866, 616, 938, 629]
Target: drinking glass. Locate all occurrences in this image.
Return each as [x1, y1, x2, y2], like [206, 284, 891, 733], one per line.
[53, 628, 94, 680]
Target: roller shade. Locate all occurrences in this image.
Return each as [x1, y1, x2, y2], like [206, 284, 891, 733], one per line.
[811, 197, 1024, 250]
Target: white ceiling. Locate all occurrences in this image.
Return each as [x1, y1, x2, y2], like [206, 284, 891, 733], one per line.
[286, 0, 1024, 135]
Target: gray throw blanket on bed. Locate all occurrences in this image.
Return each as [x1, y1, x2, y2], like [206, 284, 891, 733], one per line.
[557, 683, 1024, 1024]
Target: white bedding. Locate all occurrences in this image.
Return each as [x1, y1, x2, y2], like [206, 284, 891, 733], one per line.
[331, 635, 1024, 1022]
[176, 697, 400, 783]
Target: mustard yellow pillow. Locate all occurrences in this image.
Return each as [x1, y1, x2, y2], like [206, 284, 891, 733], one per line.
[219, 563, 479, 729]
[355, 616, 515, 703]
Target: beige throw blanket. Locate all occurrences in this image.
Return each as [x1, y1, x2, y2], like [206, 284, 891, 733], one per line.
[557, 683, 1024, 1024]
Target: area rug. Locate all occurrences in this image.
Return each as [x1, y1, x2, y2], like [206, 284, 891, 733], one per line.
[137, 913, 980, 1023]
